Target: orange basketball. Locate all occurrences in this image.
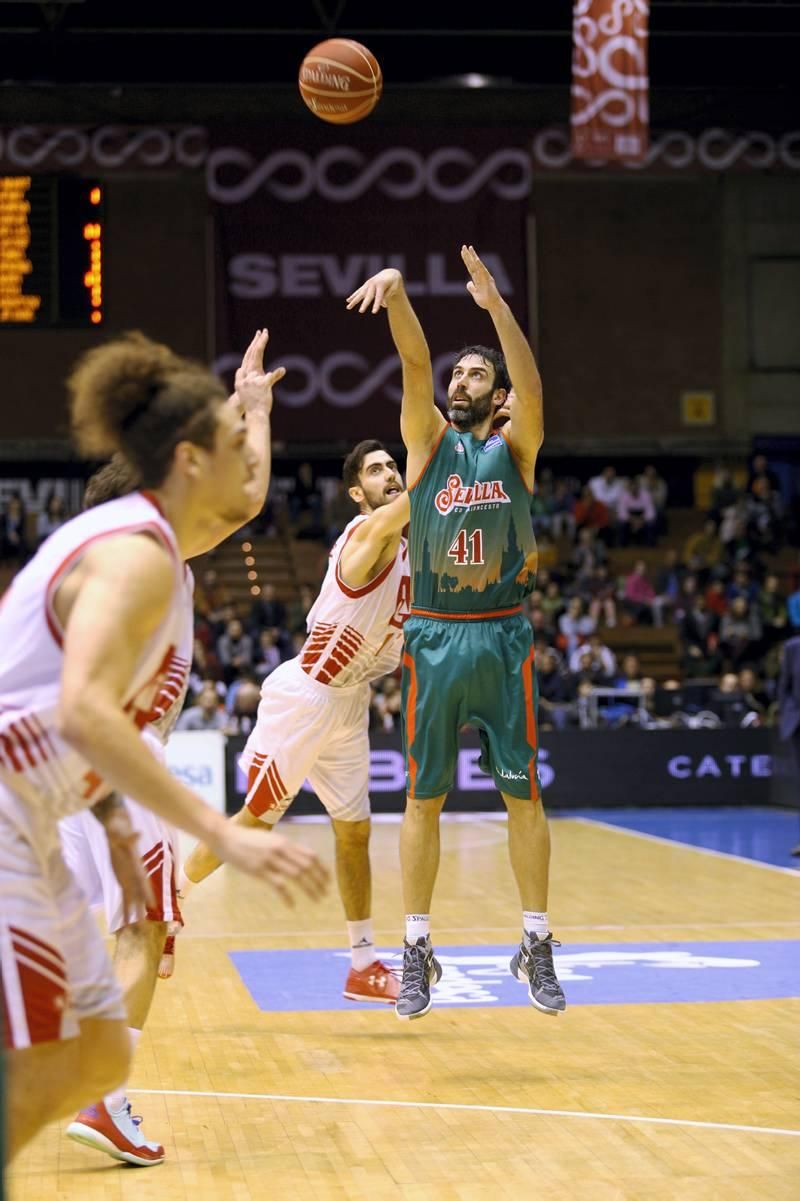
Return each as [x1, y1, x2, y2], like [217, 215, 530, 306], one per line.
[298, 38, 383, 125]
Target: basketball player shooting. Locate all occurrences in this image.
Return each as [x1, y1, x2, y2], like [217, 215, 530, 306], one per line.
[346, 246, 565, 1021]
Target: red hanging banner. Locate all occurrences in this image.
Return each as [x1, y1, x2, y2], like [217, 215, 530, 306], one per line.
[571, 0, 650, 162]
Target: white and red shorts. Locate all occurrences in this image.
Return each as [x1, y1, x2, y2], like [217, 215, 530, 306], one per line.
[0, 783, 125, 1050]
[242, 658, 371, 824]
[59, 730, 182, 935]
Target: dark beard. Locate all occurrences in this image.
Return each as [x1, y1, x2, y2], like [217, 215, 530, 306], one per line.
[447, 389, 494, 430]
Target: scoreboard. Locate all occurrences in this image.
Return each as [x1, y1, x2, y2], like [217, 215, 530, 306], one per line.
[0, 176, 104, 326]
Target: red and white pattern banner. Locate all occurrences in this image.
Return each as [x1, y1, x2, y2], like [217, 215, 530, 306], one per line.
[571, 0, 650, 162]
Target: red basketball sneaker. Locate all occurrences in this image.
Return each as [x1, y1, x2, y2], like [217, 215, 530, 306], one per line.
[66, 1100, 165, 1166]
[343, 959, 400, 1004]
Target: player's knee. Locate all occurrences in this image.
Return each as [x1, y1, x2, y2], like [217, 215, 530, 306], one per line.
[332, 817, 370, 849]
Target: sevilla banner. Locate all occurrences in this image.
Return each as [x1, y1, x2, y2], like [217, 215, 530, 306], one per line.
[209, 125, 529, 445]
[571, 0, 650, 162]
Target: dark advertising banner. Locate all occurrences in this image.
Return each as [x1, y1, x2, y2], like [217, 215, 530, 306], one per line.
[209, 125, 529, 444]
[226, 728, 780, 814]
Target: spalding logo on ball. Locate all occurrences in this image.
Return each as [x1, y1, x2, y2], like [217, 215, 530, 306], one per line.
[298, 38, 383, 124]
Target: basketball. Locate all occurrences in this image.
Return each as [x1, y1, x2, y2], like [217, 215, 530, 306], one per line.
[298, 38, 383, 124]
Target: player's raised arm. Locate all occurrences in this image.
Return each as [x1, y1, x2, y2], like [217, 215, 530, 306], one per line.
[346, 268, 444, 464]
[338, 491, 410, 588]
[461, 244, 543, 485]
[186, 328, 284, 559]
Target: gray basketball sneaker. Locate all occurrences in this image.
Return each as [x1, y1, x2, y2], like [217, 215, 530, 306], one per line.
[395, 936, 442, 1021]
[510, 933, 566, 1015]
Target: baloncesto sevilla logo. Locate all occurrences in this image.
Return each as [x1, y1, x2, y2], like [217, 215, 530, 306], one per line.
[434, 474, 511, 515]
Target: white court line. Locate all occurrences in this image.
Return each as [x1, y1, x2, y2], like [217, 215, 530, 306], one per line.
[129, 1087, 800, 1140]
[179, 919, 800, 940]
[574, 816, 800, 877]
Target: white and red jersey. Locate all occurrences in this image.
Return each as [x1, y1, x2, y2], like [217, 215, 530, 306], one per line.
[299, 515, 410, 688]
[0, 491, 185, 825]
[143, 564, 195, 743]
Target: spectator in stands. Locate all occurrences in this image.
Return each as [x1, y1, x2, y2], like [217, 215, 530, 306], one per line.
[0, 492, 30, 566]
[573, 485, 611, 544]
[585, 564, 618, 630]
[188, 635, 222, 698]
[622, 560, 657, 625]
[613, 653, 643, 688]
[704, 576, 729, 619]
[572, 648, 609, 690]
[224, 680, 261, 737]
[570, 527, 608, 580]
[653, 548, 685, 626]
[759, 574, 789, 646]
[747, 453, 781, 498]
[568, 632, 616, 679]
[681, 625, 723, 678]
[738, 667, 776, 724]
[727, 565, 759, 606]
[530, 480, 555, 539]
[249, 581, 287, 635]
[35, 491, 68, 546]
[683, 518, 723, 579]
[539, 579, 564, 628]
[641, 464, 668, 537]
[719, 597, 762, 669]
[216, 617, 255, 685]
[709, 466, 741, 524]
[680, 592, 719, 656]
[537, 648, 578, 730]
[286, 582, 315, 636]
[550, 479, 576, 541]
[254, 628, 282, 680]
[558, 596, 595, 657]
[719, 495, 754, 563]
[371, 676, 402, 731]
[591, 654, 644, 728]
[709, 672, 759, 727]
[588, 465, 624, 517]
[177, 680, 228, 732]
[194, 568, 232, 627]
[291, 461, 324, 538]
[748, 477, 783, 553]
[616, 476, 657, 547]
[530, 604, 558, 649]
[324, 479, 356, 547]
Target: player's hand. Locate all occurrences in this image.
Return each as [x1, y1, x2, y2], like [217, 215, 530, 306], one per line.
[104, 815, 156, 925]
[461, 245, 501, 311]
[234, 328, 286, 417]
[215, 825, 330, 907]
[346, 268, 403, 315]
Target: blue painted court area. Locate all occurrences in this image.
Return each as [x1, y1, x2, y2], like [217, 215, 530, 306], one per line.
[230, 940, 800, 1013]
[564, 806, 800, 870]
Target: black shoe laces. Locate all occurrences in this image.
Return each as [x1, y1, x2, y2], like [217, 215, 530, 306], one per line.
[528, 936, 562, 991]
[400, 940, 430, 993]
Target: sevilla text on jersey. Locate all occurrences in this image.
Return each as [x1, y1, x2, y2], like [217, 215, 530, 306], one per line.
[434, 474, 511, 516]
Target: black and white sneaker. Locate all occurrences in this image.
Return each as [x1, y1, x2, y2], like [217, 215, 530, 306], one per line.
[395, 936, 442, 1021]
[510, 933, 566, 1016]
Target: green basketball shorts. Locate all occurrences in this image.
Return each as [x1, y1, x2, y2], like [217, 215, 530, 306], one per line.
[400, 611, 541, 802]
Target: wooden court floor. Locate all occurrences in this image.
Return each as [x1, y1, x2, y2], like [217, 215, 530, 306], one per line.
[9, 814, 800, 1201]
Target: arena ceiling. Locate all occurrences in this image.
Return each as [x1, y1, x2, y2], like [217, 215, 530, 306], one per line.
[1, 0, 799, 89]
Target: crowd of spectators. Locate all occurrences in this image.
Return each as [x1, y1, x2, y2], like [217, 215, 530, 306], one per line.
[1, 455, 798, 738]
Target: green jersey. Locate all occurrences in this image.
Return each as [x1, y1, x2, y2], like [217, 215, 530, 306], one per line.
[408, 424, 538, 616]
